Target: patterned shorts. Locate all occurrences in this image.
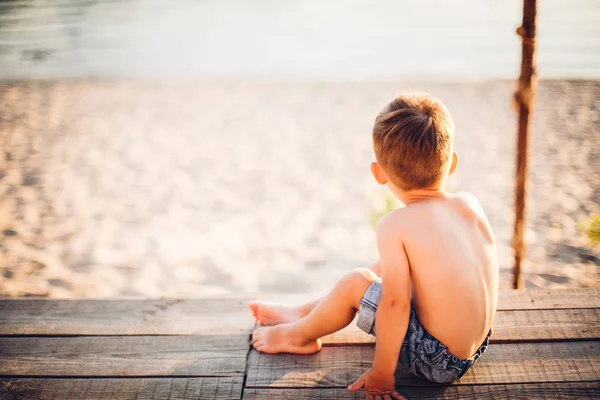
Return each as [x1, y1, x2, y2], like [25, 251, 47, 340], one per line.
[356, 278, 492, 384]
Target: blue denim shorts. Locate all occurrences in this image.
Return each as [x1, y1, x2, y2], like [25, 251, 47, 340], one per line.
[357, 279, 491, 384]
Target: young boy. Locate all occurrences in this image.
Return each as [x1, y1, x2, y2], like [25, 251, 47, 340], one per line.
[248, 94, 498, 399]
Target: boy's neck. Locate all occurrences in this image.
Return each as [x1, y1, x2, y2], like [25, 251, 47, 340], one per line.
[390, 185, 448, 206]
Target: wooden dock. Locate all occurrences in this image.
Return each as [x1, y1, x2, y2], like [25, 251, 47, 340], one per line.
[1, 288, 599, 399]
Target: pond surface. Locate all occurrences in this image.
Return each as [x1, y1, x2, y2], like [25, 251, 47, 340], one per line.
[0, 0, 599, 80]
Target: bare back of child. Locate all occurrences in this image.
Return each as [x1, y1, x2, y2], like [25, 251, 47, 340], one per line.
[388, 191, 498, 360]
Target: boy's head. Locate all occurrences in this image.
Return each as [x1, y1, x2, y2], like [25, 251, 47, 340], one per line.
[371, 94, 457, 191]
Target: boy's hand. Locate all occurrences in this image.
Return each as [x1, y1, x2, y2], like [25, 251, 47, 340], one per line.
[347, 368, 407, 400]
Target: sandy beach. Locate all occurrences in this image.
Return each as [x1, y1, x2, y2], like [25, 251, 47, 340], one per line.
[0, 79, 598, 298]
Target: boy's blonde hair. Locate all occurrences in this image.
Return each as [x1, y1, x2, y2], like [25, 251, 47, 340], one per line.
[372, 94, 455, 191]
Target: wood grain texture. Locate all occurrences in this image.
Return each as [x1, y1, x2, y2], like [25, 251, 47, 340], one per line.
[0, 297, 255, 335]
[481, 288, 600, 310]
[0, 377, 243, 399]
[1, 290, 598, 337]
[243, 382, 600, 399]
[0, 335, 248, 377]
[526, 288, 600, 309]
[492, 308, 600, 341]
[245, 341, 600, 387]
[256, 288, 600, 313]
[321, 308, 600, 345]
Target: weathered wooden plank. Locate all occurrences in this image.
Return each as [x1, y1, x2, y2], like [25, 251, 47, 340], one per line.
[321, 308, 600, 345]
[526, 288, 600, 310]
[0, 297, 254, 335]
[0, 377, 243, 399]
[258, 288, 600, 312]
[0, 335, 248, 377]
[0, 289, 597, 336]
[497, 288, 600, 310]
[492, 308, 600, 341]
[245, 341, 600, 387]
[243, 382, 600, 399]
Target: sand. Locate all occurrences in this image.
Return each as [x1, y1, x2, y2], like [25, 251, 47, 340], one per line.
[0, 80, 598, 298]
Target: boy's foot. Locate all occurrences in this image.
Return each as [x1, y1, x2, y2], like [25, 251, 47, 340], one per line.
[252, 325, 322, 354]
[248, 301, 303, 326]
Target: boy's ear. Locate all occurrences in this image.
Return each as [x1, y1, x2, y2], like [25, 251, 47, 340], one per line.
[449, 152, 459, 175]
[371, 162, 389, 185]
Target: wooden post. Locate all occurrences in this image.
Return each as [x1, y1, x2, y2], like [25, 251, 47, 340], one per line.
[512, 0, 537, 289]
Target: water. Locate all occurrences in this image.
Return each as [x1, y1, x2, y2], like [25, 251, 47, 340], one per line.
[0, 0, 599, 80]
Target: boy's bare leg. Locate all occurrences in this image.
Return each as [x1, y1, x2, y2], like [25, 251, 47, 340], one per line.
[248, 298, 322, 326]
[251, 268, 378, 354]
[248, 261, 381, 326]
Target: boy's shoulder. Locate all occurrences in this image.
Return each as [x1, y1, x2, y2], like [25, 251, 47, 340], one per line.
[375, 206, 411, 238]
[453, 191, 486, 217]
[377, 191, 486, 230]
[454, 191, 481, 204]
[375, 200, 432, 237]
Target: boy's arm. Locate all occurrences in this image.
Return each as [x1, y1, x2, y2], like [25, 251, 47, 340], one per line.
[347, 213, 411, 397]
[372, 214, 411, 375]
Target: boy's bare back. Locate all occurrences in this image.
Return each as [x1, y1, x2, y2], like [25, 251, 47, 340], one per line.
[386, 191, 498, 359]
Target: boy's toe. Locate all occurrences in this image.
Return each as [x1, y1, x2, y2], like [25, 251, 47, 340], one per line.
[251, 328, 263, 343]
[253, 339, 267, 351]
[248, 302, 259, 318]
